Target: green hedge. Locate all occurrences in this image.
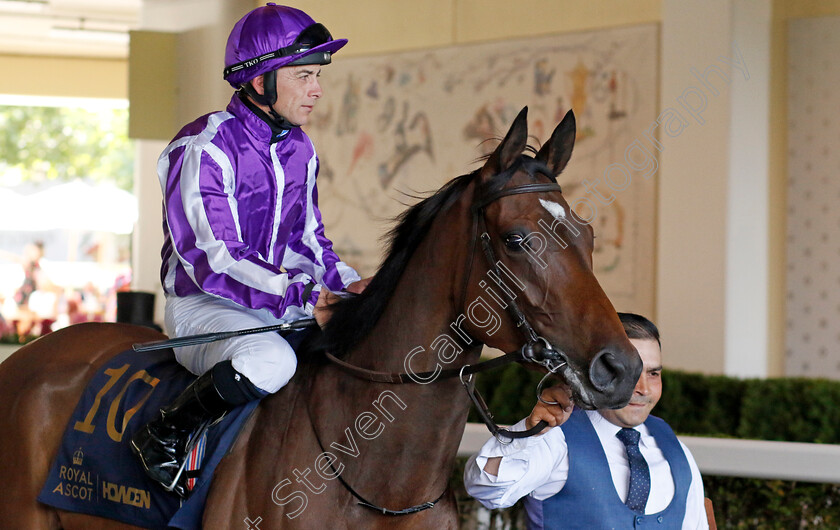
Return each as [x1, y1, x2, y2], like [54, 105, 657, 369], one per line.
[466, 367, 840, 442]
[455, 367, 840, 528]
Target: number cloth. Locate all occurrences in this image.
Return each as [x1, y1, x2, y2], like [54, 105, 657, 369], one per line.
[37, 348, 257, 529]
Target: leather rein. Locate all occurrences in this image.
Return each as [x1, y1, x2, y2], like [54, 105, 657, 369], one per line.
[317, 179, 572, 516]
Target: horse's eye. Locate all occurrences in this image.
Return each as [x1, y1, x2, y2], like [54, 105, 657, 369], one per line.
[504, 233, 525, 251]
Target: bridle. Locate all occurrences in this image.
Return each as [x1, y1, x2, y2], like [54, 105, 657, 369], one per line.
[472, 181, 568, 365]
[464, 179, 572, 435]
[315, 172, 575, 516]
[325, 176, 570, 429]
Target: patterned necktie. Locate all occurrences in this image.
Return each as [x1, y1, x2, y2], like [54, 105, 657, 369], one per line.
[616, 427, 651, 513]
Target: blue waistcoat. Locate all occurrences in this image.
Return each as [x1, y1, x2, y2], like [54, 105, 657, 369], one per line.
[522, 409, 691, 530]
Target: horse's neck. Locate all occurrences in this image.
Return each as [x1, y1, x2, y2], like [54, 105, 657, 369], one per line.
[348, 195, 478, 374]
[312, 200, 481, 499]
[219, 195, 479, 522]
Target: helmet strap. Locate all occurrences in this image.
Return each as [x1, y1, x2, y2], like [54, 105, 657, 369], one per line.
[241, 70, 297, 135]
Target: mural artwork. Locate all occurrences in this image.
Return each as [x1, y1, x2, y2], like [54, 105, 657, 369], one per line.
[308, 24, 658, 315]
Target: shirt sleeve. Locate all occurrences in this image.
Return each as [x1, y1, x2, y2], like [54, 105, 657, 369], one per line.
[463, 419, 570, 510]
[296, 152, 360, 292]
[680, 441, 710, 530]
[161, 135, 320, 319]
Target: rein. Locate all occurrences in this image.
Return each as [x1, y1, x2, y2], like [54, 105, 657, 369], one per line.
[323, 341, 559, 441]
[304, 397, 446, 516]
[316, 178, 571, 517]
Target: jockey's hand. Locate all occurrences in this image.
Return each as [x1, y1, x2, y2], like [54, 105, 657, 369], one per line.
[346, 277, 372, 295]
[313, 288, 341, 328]
[526, 384, 574, 434]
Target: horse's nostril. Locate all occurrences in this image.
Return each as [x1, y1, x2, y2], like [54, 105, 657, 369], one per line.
[589, 350, 625, 393]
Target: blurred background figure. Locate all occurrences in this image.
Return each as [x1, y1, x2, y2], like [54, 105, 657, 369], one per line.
[12, 241, 45, 309]
[3, 241, 58, 338]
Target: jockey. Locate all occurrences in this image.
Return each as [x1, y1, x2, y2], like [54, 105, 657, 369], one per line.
[131, 3, 368, 497]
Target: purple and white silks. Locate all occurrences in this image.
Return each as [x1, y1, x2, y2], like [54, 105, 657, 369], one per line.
[159, 94, 360, 321]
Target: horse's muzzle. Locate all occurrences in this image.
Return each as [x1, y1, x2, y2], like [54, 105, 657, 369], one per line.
[588, 349, 643, 407]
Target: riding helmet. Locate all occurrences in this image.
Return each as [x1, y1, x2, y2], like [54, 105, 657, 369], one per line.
[223, 3, 347, 88]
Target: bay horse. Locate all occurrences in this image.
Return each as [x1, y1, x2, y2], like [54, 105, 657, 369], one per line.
[0, 107, 641, 528]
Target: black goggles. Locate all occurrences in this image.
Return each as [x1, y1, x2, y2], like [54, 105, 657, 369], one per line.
[224, 23, 333, 79]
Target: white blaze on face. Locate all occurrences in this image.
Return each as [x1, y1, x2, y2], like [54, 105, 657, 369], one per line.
[539, 199, 566, 221]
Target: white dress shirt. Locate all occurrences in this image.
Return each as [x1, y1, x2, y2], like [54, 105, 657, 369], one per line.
[464, 410, 709, 529]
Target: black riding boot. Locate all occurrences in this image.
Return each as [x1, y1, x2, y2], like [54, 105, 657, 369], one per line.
[130, 369, 232, 498]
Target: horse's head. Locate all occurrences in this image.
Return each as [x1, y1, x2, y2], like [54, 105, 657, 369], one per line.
[461, 107, 642, 410]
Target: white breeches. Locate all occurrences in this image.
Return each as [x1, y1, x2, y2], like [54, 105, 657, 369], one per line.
[164, 293, 297, 393]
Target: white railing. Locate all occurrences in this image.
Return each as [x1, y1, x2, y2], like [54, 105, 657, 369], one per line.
[459, 423, 840, 483]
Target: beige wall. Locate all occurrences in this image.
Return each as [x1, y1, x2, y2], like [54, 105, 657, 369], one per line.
[767, 1, 790, 378]
[779, 0, 840, 17]
[767, 1, 840, 376]
[0, 54, 126, 99]
[657, 0, 732, 375]
[128, 31, 177, 140]
[286, 0, 660, 55]
[763, 1, 840, 374]
[781, 10, 840, 379]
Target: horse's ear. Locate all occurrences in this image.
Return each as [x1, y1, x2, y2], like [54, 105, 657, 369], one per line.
[480, 106, 529, 179]
[536, 110, 576, 176]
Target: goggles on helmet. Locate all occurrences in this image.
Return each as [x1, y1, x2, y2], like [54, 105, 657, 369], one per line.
[224, 23, 333, 80]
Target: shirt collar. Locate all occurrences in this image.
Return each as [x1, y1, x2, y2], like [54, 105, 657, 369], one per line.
[587, 409, 652, 447]
[227, 93, 291, 144]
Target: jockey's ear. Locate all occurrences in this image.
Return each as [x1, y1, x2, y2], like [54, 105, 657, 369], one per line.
[479, 106, 529, 181]
[536, 110, 576, 176]
[249, 74, 266, 96]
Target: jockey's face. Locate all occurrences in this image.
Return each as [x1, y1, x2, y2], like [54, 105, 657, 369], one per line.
[271, 64, 323, 127]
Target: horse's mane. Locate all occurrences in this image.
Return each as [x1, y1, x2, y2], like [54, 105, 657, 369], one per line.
[320, 171, 475, 356]
[320, 154, 555, 357]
